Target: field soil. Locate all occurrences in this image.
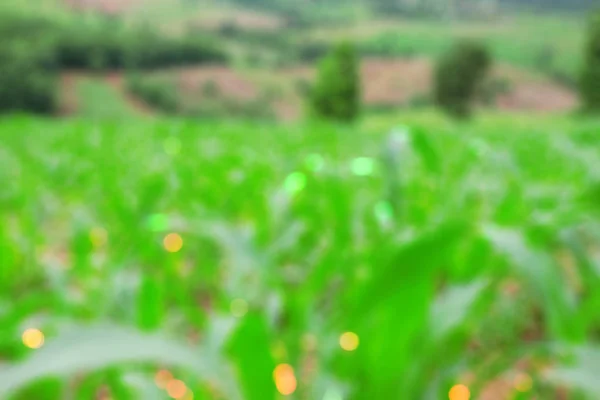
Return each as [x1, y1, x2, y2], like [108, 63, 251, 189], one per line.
[59, 58, 579, 119]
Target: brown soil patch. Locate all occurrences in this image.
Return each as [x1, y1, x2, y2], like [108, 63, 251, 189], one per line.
[496, 83, 578, 112]
[176, 66, 259, 101]
[58, 72, 81, 116]
[361, 57, 431, 105]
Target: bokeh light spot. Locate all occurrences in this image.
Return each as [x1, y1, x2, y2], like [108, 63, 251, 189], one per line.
[166, 379, 187, 399]
[89, 227, 108, 248]
[146, 214, 169, 232]
[154, 369, 173, 389]
[163, 233, 183, 253]
[273, 364, 297, 396]
[449, 384, 470, 400]
[283, 172, 306, 195]
[22, 328, 44, 349]
[351, 157, 376, 176]
[230, 298, 248, 318]
[514, 373, 533, 392]
[339, 332, 359, 351]
[374, 201, 394, 223]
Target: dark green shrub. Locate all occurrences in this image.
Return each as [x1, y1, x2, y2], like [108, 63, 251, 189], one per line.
[310, 42, 360, 121]
[125, 31, 227, 69]
[434, 40, 491, 118]
[56, 21, 126, 70]
[0, 48, 58, 113]
[126, 74, 179, 113]
[0, 15, 58, 113]
[580, 11, 600, 113]
[296, 41, 331, 63]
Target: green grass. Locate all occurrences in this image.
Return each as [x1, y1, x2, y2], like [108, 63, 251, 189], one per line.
[76, 78, 140, 119]
[1, 112, 600, 399]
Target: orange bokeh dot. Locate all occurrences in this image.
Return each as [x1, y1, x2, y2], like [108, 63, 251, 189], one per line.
[166, 379, 187, 399]
[449, 384, 470, 400]
[154, 369, 173, 389]
[273, 364, 297, 396]
[163, 233, 183, 253]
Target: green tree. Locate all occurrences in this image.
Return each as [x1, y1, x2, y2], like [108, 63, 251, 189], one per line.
[0, 36, 58, 114]
[434, 40, 491, 118]
[310, 42, 360, 121]
[580, 11, 600, 113]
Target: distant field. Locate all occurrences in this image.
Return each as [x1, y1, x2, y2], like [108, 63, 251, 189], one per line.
[60, 59, 577, 120]
[307, 14, 584, 82]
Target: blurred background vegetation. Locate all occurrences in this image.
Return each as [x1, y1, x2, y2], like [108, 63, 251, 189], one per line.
[1, 0, 600, 399]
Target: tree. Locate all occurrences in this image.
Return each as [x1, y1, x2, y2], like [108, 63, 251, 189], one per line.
[310, 42, 360, 121]
[433, 40, 491, 118]
[0, 15, 58, 113]
[580, 11, 600, 113]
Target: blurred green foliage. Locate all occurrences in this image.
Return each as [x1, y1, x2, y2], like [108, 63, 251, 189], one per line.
[0, 113, 600, 398]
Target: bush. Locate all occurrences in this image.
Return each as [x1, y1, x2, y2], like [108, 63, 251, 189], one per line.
[126, 73, 179, 113]
[296, 41, 331, 63]
[434, 40, 491, 118]
[0, 14, 58, 113]
[56, 19, 126, 70]
[580, 11, 600, 113]
[310, 42, 360, 121]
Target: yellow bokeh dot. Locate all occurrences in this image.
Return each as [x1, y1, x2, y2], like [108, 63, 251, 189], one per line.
[449, 384, 470, 400]
[166, 379, 187, 399]
[163, 233, 183, 253]
[154, 369, 173, 389]
[339, 332, 359, 352]
[22, 328, 45, 349]
[273, 364, 297, 396]
[89, 227, 108, 248]
[230, 298, 248, 318]
[514, 373, 533, 392]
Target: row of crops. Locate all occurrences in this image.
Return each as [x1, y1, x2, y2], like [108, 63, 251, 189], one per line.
[0, 114, 599, 399]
